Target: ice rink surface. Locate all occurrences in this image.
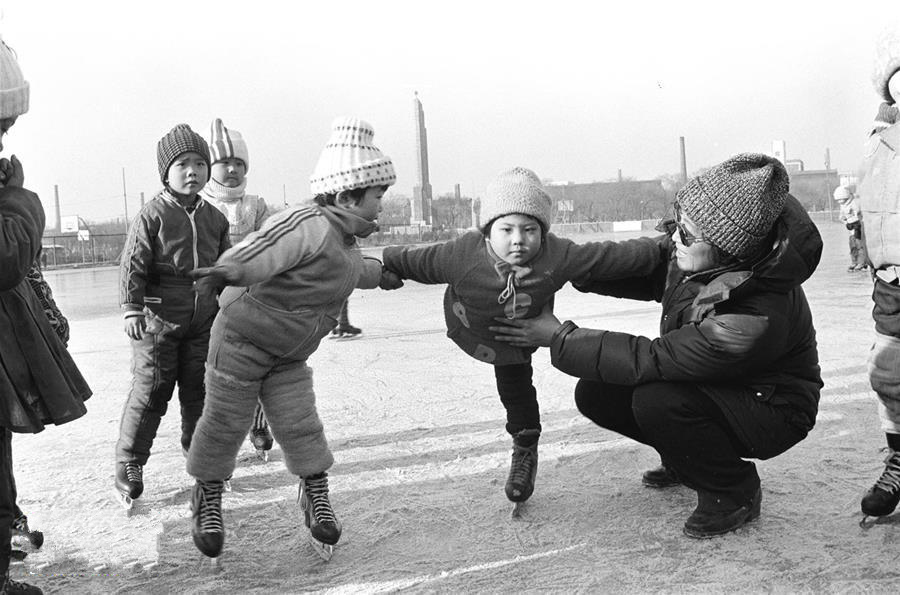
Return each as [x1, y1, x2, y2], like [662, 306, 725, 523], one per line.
[9, 220, 895, 593]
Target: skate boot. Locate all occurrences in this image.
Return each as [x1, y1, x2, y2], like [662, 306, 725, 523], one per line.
[331, 323, 361, 338]
[11, 513, 44, 549]
[191, 479, 225, 558]
[299, 472, 342, 561]
[249, 426, 274, 462]
[642, 463, 681, 488]
[860, 449, 900, 525]
[0, 572, 42, 595]
[114, 462, 143, 510]
[506, 429, 540, 517]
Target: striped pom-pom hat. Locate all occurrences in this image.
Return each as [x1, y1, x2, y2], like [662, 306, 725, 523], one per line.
[676, 153, 788, 259]
[0, 37, 29, 119]
[156, 123, 211, 184]
[209, 118, 250, 171]
[309, 117, 396, 196]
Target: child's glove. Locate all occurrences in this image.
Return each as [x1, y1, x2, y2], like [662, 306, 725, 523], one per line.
[0, 155, 24, 188]
[189, 266, 230, 301]
[379, 268, 404, 290]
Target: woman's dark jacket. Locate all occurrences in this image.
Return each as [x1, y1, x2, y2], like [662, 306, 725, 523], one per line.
[550, 195, 823, 436]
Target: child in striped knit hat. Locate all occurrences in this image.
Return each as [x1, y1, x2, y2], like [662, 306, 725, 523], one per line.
[186, 116, 398, 561]
[200, 118, 274, 461]
[382, 167, 664, 514]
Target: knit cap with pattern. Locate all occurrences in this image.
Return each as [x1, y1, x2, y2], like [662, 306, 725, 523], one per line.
[873, 25, 900, 103]
[480, 167, 553, 233]
[0, 37, 29, 119]
[209, 118, 250, 171]
[677, 153, 788, 259]
[156, 123, 211, 184]
[309, 117, 396, 196]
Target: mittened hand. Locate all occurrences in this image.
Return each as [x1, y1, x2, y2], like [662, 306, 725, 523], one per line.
[0, 155, 25, 188]
[379, 268, 404, 290]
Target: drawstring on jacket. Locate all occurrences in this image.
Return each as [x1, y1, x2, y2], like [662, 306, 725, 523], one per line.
[498, 270, 518, 319]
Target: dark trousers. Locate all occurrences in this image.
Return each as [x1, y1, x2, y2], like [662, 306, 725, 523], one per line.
[495, 362, 541, 435]
[1, 429, 13, 576]
[116, 321, 211, 465]
[574, 380, 802, 505]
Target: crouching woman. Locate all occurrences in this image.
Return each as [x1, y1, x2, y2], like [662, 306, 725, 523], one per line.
[493, 154, 823, 538]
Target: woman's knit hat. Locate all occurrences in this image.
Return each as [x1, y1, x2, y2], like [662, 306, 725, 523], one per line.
[480, 167, 553, 232]
[309, 117, 396, 196]
[676, 153, 788, 259]
[873, 25, 900, 103]
[209, 118, 250, 171]
[0, 37, 29, 119]
[156, 123, 211, 184]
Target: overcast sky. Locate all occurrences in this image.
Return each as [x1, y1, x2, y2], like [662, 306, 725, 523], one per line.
[0, 0, 895, 226]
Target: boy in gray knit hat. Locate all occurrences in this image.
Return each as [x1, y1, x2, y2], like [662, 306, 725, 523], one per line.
[114, 123, 230, 509]
[383, 167, 665, 514]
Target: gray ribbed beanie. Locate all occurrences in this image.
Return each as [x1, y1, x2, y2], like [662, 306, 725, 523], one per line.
[480, 167, 552, 232]
[677, 153, 788, 259]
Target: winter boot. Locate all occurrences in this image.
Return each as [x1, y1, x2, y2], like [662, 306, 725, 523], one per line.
[11, 513, 43, 549]
[505, 429, 540, 503]
[0, 572, 42, 595]
[191, 479, 225, 558]
[861, 449, 900, 518]
[642, 463, 681, 488]
[114, 462, 143, 507]
[683, 486, 762, 538]
[299, 472, 342, 559]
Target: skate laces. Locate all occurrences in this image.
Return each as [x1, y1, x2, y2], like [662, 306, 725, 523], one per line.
[509, 446, 536, 487]
[125, 462, 143, 484]
[305, 474, 336, 524]
[875, 450, 900, 494]
[197, 480, 225, 534]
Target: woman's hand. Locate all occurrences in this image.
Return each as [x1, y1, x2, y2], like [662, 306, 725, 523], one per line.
[490, 302, 562, 348]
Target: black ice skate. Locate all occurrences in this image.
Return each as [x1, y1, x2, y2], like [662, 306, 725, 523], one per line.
[191, 479, 225, 558]
[113, 462, 143, 510]
[506, 429, 540, 517]
[250, 426, 274, 462]
[299, 472, 342, 561]
[11, 513, 44, 549]
[860, 449, 900, 526]
[329, 324, 362, 340]
[1, 571, 42, 595]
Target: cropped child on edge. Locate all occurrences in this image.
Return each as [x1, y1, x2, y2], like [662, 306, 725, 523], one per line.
[382, 167, 663, 512]
[115, 124, 230, 508]
[186, 117, 396, 561]
[201, 117, 274, 461]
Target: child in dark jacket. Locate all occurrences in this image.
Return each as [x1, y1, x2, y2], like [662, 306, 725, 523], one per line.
[114, 124, 230, 508]
[186, 117, 396, 561]
[382, 167, 663, 511]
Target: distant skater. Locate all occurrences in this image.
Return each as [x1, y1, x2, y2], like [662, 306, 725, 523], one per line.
[833, 185, 867, 272]
[201, 118, 274, 460]
[114, 124, 230, 508]
[382, 167, 663, 513]
[187, 117, 397, 560]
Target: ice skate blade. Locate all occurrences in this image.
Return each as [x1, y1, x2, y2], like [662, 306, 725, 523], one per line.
[510, 501, 524, 518]
[113, 489, 135, 511]
[328, 334, 361, 341]
[859, 514, 884, 529]
[307, 535, 335, 561]
[224, 479, 232, 492]
[198, 555, 223, 572]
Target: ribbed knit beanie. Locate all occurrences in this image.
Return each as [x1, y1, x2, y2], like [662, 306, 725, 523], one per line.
[873, 25, 900, 103]
[676, 153, 788, 259]
[480, 167, 553, 232]
[209, 118, 250, 171]
[157, 123, 211, 184]
[309, 117, 396, 196]
[0, 37, 29, 119]
[833, 185, 851, 202]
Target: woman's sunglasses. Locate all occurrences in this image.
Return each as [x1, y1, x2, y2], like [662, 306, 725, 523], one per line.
[673, 202, 707, 247]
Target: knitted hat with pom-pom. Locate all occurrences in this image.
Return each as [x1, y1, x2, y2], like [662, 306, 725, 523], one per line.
[157, 124, 211, 184]
[0, 37, 29, 119]
[209, 118, 250, 171]
[676, 153, 788, 259]
[480, 167, 553, 233]
[873, 25, 900, 103]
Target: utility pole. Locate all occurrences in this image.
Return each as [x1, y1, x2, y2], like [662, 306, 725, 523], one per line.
[679, 137, 688, 186]
[122, 168, 129, 231]
[283, 184, 288, 208]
